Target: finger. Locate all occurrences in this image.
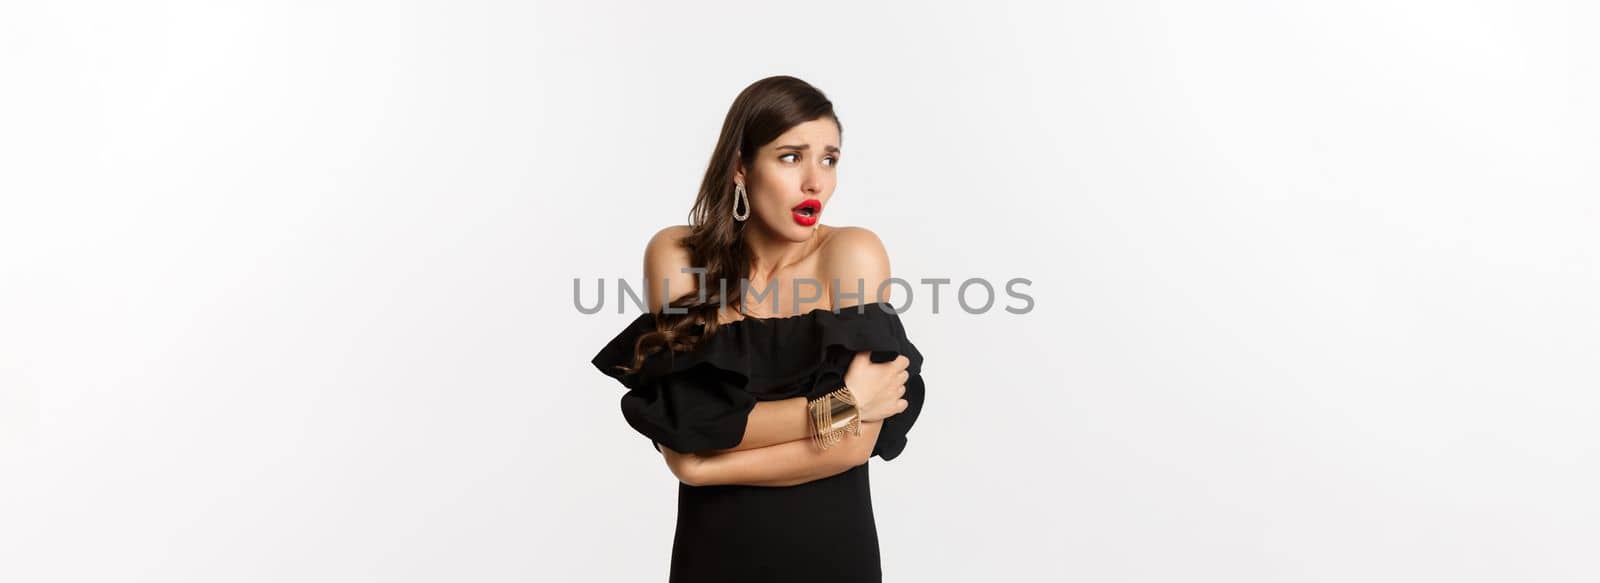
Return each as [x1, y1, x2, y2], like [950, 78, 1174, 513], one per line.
[897, 384, 907, 396]
[893, 355, 910, 368]
[897, 370, 910, 383]
[896, 399, 909, 412]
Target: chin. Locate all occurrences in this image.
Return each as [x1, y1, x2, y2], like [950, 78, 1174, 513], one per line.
[782, 222, 817, 241]
[755, 219, 813, 242]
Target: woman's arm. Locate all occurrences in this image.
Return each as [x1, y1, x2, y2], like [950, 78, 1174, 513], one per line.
[664, 419, 884, 487]
[713, 397, 811, 453]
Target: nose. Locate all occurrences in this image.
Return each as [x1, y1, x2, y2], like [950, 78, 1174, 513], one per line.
[801, 166, 821, 195]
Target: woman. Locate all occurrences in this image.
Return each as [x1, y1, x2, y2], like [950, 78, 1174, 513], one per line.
[591, 75, 928, 582]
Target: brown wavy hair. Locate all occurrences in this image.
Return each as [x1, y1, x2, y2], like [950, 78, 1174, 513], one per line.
[619, 75, 841, 375]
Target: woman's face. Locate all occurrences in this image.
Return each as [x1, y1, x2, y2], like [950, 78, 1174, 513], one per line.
[736, 117, 841, 242]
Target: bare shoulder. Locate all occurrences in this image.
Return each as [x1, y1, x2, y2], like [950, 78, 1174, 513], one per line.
[820, 226, 892, 304]
[821, 225, 890, 268]
[646, 224, 693, 253]
[644, 224, 695, 310]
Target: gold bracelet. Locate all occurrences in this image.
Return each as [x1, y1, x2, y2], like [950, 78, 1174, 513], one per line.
[808, 386, 861, 450]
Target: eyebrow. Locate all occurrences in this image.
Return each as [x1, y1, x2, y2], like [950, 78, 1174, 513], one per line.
[775, 144, 841, 154]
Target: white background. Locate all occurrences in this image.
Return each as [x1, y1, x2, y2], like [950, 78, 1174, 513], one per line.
[2, 1, 1596, 581]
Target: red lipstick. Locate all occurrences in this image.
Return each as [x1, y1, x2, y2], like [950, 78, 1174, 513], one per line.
[791, 199, 822, 226]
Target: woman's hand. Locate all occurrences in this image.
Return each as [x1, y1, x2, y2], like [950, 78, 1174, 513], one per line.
[840, 351, 910, 423]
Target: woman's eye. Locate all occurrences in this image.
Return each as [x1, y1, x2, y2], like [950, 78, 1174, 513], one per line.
[779, 152, 837, 166]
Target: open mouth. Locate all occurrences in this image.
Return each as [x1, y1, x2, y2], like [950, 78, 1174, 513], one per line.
[791, 199, 822, 225]
[792, 199, 822, 216]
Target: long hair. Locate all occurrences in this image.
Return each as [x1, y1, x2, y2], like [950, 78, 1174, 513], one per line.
[620, 75, 841, 374]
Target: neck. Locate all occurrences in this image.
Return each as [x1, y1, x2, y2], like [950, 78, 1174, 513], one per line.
[742, 222, 820, 282]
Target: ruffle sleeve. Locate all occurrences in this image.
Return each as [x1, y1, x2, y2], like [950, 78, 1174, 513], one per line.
[802, 304, 927, 461]
[590, 313, 758, 454]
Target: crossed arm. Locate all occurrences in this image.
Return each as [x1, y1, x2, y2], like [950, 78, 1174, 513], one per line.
[660, 400, 883, 488]
[641, 225, 893, 487]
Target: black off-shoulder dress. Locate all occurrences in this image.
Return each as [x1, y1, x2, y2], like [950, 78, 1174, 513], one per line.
[591, 301, 927, 583]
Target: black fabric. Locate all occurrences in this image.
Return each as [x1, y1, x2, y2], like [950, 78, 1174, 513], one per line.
[590, 301, 927, 582]
[590, 301, 926, 460]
